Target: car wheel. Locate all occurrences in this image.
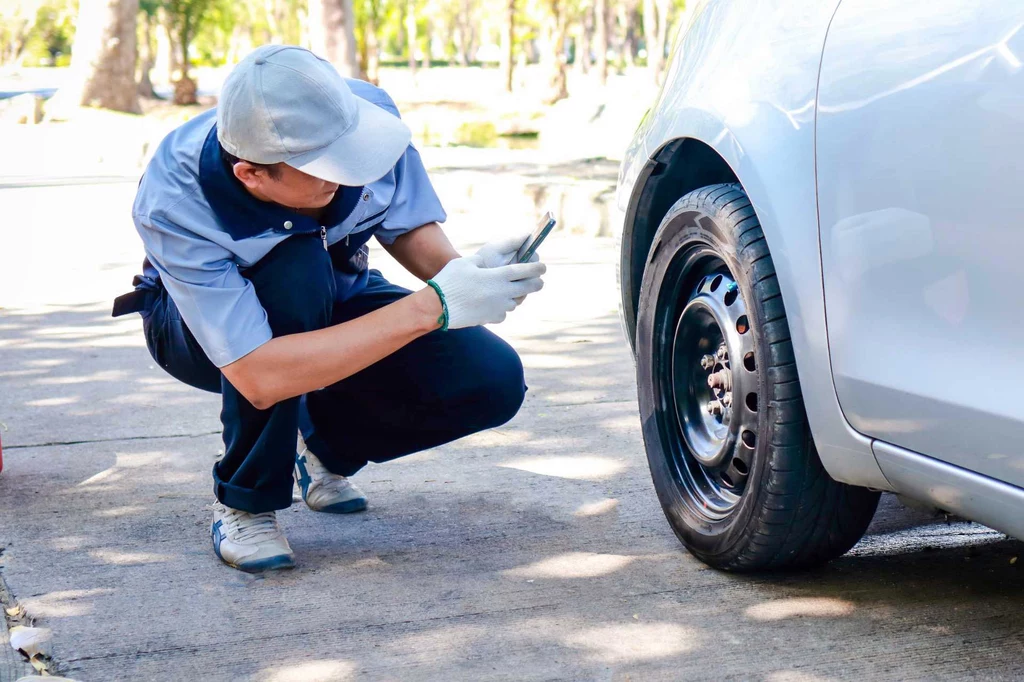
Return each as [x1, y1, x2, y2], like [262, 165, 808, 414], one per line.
[635, 183, 880, 571]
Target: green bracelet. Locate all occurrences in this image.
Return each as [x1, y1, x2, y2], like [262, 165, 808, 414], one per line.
[425, 279, 449, 331]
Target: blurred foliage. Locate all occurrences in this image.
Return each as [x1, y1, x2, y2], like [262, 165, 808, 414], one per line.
[23, 0, 74, 65]
[2, 0, 686, 100]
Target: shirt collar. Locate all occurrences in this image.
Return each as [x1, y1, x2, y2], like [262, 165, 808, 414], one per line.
[197, 122, 363, 241]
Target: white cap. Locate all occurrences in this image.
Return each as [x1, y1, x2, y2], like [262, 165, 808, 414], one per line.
[217, 45, 412, 186]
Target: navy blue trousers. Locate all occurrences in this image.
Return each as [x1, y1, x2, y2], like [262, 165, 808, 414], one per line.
[142, 234, 527, 513]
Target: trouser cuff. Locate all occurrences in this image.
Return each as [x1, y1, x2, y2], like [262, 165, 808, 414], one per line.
[212, 462, 293, 514]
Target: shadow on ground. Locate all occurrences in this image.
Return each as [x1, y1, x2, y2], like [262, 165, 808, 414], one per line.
[1, 302, 1021, 682]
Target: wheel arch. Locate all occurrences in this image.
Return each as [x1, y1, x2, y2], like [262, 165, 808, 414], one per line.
[619, 137, 739, 354]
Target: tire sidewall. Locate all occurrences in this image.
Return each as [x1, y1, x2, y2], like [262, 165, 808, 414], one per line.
[636, 194, 771, 565]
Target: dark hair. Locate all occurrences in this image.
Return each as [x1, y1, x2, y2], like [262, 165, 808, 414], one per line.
[220, 145, 282, 180]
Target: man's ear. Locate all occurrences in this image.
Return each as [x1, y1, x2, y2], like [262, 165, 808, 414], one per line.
[232, 162, 264, 189]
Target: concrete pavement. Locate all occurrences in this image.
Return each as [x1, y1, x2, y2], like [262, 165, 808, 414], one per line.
[0, 175, 1022, 681]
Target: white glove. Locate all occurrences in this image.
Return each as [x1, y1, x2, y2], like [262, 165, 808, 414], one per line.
[474, 233, 533, 268]
[472, 233, 542, 304]
[429, 256, 545, 329]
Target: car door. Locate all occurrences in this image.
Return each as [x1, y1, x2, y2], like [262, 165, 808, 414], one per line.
[815, 0, 1024, 487]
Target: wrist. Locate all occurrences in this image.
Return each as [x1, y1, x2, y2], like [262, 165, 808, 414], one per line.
[424, 279, 449, 331]
[413, 286, 446, 332]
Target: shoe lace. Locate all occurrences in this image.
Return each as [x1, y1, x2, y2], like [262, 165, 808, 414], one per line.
[223, 507, 281, 544]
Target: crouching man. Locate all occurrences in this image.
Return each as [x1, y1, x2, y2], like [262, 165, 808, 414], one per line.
[113, 45, 545, 572]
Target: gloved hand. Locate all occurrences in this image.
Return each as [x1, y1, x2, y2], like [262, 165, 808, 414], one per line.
[473, 233, 540, 268]
[428, 256, 545, 330]
[472, 233, 542, 304]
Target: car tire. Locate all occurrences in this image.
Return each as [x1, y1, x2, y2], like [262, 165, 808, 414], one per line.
[635, 183, 879, 571]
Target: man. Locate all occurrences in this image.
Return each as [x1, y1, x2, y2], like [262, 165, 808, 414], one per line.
[113, 45, 546, 573]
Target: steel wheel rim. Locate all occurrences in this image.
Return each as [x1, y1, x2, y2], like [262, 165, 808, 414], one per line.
[654, 246, 759, 521]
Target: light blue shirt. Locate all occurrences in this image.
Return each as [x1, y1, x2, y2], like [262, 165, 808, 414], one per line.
[131, 81, 446, 368]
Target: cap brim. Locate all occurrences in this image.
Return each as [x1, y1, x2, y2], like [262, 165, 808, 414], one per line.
[284, 98, 412, 186]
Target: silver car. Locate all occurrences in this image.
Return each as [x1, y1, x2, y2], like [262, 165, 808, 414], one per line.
[616, 0, 1024, 570]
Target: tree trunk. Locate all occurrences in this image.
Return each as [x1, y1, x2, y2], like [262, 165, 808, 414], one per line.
[173, 9, 197, 105]
[66, 0, 141, 113]
[653, 0, 669, 83]
[455, 0, 472, 67]
[423, 20, 432, 69]
[3, 0, 49, 67]
[454, 26, 468, 66]
[159, 7, 180, 83]
[137, 10, 157, 97]
[542, 0, 569, 104]
[317, 0, 359, 77]
[405, 0, 417, 76]
[574, 4, 592, 74]
[499, 0, 515, 92]
[594, 0, 608, 84]
[641, 0, 657, 76]
[366, 13, 380, 83]
[620, 1, 635, 69]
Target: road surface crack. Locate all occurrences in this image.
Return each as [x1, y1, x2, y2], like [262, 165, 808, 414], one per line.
[5, 431, 221, 451]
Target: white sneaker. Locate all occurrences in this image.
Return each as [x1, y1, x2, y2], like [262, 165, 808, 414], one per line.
[295, 441, 368, 514]
[211, 502, 295, 572]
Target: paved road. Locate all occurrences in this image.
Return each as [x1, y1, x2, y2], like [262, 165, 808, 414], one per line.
[0, 178, 1021, 681]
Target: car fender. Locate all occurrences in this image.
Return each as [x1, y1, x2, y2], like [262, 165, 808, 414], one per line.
[618, 0, 893, 490]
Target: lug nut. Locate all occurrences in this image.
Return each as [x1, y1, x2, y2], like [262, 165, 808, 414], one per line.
[706, 400, 723, 416]
[716, 346, 728, 360]
[700, 354, 716, 370]
[722, 393, 732, 406]
[707, 370, 732, 391]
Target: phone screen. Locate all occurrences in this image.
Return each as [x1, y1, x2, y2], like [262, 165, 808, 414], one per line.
[514, 212, 557, 263]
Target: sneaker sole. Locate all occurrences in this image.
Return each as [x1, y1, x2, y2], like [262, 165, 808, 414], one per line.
[229, 554, 296, 573]
[313, 498, 368, 514]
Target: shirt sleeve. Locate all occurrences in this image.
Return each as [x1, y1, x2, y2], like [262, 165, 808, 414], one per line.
[374, 144, 448, 245]
[135, 211, 273, 368]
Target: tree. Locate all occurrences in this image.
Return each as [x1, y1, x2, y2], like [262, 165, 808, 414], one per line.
[21, 0, 75, 66]
[499, 0, 514, 91]
[137, 0, 159, 97]
[404, 0, 416, 74]
[652, 0, 669, 80]
[641, 0, 671, 82]
[157, 5, 180, 83]
[617, 0, 636, 69]
[450, 0, 474, 66]
[0, 0, 46, 65]
[354, 0, 384, 82]
[164, 0, 213, 103]
[325, 0, 359, 75]
[572, 0, 591, 74]
[64, 0, 141, 112]
[539, 0, 570, 103]
[310, 0, 359, 76]
[593, 0, 607, 84]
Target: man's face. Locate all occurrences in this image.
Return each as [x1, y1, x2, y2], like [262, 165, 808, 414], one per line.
[233, 162, 339, 210]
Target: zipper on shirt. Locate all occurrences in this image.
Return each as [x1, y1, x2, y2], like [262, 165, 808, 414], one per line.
[320, 226, 328, 251]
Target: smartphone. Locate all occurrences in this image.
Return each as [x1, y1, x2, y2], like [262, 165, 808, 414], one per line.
[514, 212, 557, 263]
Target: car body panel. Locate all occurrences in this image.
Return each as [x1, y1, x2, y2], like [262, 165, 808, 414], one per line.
[817, 1, 1024, 488]
[873, 441, 1024, 541]
[617, 0, 893, 490]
